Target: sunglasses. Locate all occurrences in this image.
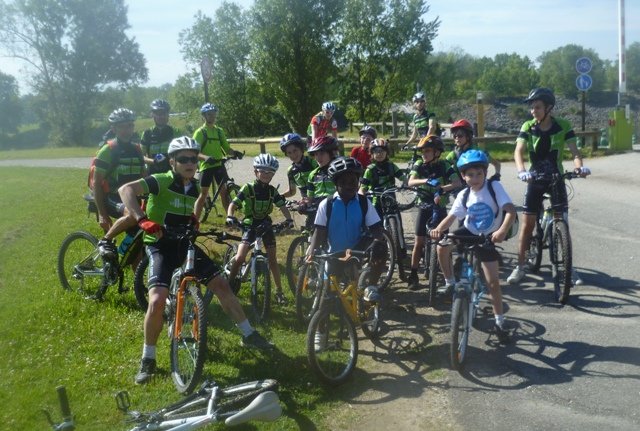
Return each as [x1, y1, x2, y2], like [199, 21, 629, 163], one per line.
[175, 156, 198, 164]
[257, 169, 275, 175]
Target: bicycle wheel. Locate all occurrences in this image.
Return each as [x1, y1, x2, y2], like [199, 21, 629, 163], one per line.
[57, 231, 108, 299]
[551, 221, 572, 305]
[426, 240, 439, 307]
[251, 257, 271, 323]
[133, 254, 150, 311]
[396, 187, 417, 211]
[450, 291, 470, 371]
[200, 193, 214, 223]
[378, 230, 396, 290]
[286, 235, 309, 296]
[386, 217, 406, 282]
[357, 268, 381, 339]
[170, 280, 208, 394]
[306, 298, 358, 386]
[295, 261, 324, 325]
[526, 219, 544, 273]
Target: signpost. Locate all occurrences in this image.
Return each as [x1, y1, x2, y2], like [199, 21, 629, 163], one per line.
[575, 57, 593, 131]
[200, 58, 212, 103]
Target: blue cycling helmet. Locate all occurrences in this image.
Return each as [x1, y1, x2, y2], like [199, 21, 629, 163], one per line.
[457, 149, 489, 172]
[200, 103, 218, 114]
[279, 133, 305, 153]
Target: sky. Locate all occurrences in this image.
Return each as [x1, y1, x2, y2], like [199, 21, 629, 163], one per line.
[1, 0, 639, 92]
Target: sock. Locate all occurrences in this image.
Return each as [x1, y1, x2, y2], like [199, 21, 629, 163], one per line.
[495, 314, 505, 328]
[445, 278, 456, 286]
[237, 319, 253, 337]
[142, 344, 156, 360]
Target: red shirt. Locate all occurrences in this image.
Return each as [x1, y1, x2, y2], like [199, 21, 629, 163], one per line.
[310, 113, 337, 139]
[350, 146, 371, 168]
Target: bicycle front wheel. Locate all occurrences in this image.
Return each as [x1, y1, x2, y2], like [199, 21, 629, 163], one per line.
[358, 268, 382, 339]
[387, 217, 406, 282]
[295, 261, 324, 325]
[286, 235, 310, 296]
[307, 299, 358, 386]
[426, 240, 439, 307]
[57, 231, 107, 299]
[526, 221, 544, 273]
[170, 281, 208, 394]
[551, 221, 572, 305]
[450, 292, 470, 371]
[251, 258, 271, 323]
[378, 230, 396, 290]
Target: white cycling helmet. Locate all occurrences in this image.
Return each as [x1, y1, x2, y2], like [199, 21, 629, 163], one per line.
[253, 153, 279, 172]
[168, 136, 200, 156]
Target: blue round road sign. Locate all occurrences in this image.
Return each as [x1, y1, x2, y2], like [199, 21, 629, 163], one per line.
[576, 74, 592, 91]
[576, 57, 592, 74]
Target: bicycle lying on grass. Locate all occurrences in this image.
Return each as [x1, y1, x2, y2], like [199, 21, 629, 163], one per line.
[43, 386, 75, 431]
[199, 153, 244, 223]
[117, 379, 281, 430]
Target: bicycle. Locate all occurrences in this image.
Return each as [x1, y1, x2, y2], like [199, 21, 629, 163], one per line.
[116, 379, 281, 430]
[43, 386, 75, 430]
[57, 194, 145, 304]
[306, 248, 382, 385]
[199, 152, 244, 223]
[284, 200, 317, 297]
[223, 219, 290, 323]
[525, 171, 583, 305]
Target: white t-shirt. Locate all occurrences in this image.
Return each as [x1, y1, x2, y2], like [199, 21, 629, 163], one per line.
[449, 180, 512, 235]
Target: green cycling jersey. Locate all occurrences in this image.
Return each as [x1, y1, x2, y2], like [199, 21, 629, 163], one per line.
[193, 124, 231, 170]
[232, 180, 286, 225]
[517, 116, 576, 173]
[306, 165, 335, 202]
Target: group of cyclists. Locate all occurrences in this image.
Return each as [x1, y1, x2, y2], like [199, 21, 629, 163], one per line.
[89, 86, 590, 385]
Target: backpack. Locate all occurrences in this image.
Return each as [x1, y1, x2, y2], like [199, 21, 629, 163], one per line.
[244, 182, 276, 219]
[461, 179, 518, 239]
[369, 163, 397, 189]
[200, 127, 223, 152]
[87, 140, 143, 193]
[323, 194, 370, 231]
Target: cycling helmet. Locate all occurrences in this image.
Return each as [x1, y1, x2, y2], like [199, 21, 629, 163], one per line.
[253, 153, 279, 172]
[279, 133, 305, 153]
[359, 125, 377, 139]
[450, 119, 473, 134]
[327, 157, 363, 180]
[150, 99, 170, 112]
[412, 92, 426, 103]
[108, 108, 136, 124]
[369, 139, 389, 153]
[308, 136, 339, 154]
[456, 149, 489, 172]
[200, 103, 218, 114]
[417, 135, 445, 152]
[524, 87, 555, 107]
[168, 136, 200, 156]
[322, 101, 336, 112]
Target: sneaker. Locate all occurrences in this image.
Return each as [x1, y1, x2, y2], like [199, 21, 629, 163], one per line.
[507, 267, 526, 285]
[437, 281, 455, 295]
[135, 358, 156, 384]
[97, 238, 116, 258]
[242, 330, 274, 350]
[407, 273, 421, 290]
[572, 269, 583, 286]
[274, 291, 288, 306]
[314, 332, 328, 353]
[494, 323, 510, 344]
[363, 286, 381, 302]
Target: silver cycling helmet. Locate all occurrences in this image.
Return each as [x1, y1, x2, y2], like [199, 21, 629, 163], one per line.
[108, 108, 136, 124]
[168, 136, 200, 156]
[253, 153, 279, 172]
[150, 99, 170, 112]
[322, 101, 336, 112]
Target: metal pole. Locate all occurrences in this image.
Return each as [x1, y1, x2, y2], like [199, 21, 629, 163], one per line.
[581, 91, 586, 131]
[618, 0, 626, 106]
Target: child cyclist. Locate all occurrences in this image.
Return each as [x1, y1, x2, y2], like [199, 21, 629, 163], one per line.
[280, 132, 318, 200]
[118, 136, 273, 384]
[445, 119, 501, 182]
[406, 135, 462, 291]
[226, 153, 294, 305]
[430, 150, 516, 343]
[304, 136, 340, 208]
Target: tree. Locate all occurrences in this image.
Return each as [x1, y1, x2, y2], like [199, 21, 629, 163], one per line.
[0, 0, 147, 146]
[0, 71, 22, 135]
[625, 42, 640, 93]
[477, 53, 538, 97]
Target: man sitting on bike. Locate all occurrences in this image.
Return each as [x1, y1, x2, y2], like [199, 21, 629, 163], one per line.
[226, 153, 294, 305]
[507, 87, 591, 285]
[141, 99, 182, 175]
[193, 103, 243, 219]
[430, 150, 516, 344]
[407, 135, 461, 291]
[359, 138, 406, 217]
[445, 119, 501, 183]
[118, 136, 274, 385]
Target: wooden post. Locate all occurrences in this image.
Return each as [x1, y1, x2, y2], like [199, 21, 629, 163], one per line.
[476, 92, 485, 138]
[391, 111, 398, 138]
[259, 142, 266, 154]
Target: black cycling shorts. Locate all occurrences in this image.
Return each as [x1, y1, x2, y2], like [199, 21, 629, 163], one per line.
[241, 219, 276, 247]
[145, 240, 222, 289]
[522, 179, 568, 215]
[200, 165, 230, 188]
[452, 227, 500, 263]
[415, 206, 447, 237]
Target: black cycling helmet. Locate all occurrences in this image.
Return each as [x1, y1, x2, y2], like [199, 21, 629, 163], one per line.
[308, 136, 339, 154]
[457, 149, 489, 172]
[108, 108, 136, 124]
[416, 135, 444, 153]
[328, 157, 363, 180]
[279, 133, 305, 153]
[524, 87, 555, 107]
[359, 125, 377, 139]
[150, 99, 170, 112]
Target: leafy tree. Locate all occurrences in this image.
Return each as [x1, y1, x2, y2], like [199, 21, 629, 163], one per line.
[477, 53, 538, 97]
[537, 44, 605, 98]
[0, 71, 22, 135]
[0, 0, 147, 146]
[624, 42, 640, 93]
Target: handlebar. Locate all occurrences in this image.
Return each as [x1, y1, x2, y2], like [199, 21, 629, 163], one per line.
[531, 170, 584, 181]
[43, 386, 75, 430]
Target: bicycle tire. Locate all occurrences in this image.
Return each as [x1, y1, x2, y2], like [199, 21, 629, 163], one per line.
[526, 220, 544, 273]
[450, 292, 470, 371]
[551, 221, 572, 305]
[306, 298, 358, 386]
[357, 268, 381, 339]
[378, 229, 396, 290]
[387, 217, 406, 282]
[200, 194, 214, 223]
[170, 281, 208, 394]
[285, 235, 309, 296]
[426, 240, 439, 307]
[295, 261, 324, 325]
[57, 231, 108, 299]
[395, 188, 417, 211]
[223, 243, 242, 295]
[251, 257, 271, 323]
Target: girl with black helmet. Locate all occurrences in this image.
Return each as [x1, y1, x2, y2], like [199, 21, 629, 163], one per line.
[430, 149, 516, 344]
[406, 135, 462, 290]
[404, 92, 439, 147]
[445, 118, 501, 181]
[507, 87, 591, 286]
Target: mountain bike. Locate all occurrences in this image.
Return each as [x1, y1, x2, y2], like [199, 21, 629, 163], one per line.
[199, 152, 244, 223]
[43, 386, 75, 430]
[57, 195, 145, 304]
[306, 248, 382, 386]
[525, 171, 583, 304]
[223, 219, 290, 323]
[284, 200, 317, 297]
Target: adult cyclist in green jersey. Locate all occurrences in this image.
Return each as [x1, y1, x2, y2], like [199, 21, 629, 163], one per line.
[193, 103, 243, 219]
[445, 119, 500, 183]
[118, 136, 273, 384]
[141, 99, 182, 175]
[95, 108, 146, 257]
[404, 92, 438, 147]
[507, 88, 591, 286]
